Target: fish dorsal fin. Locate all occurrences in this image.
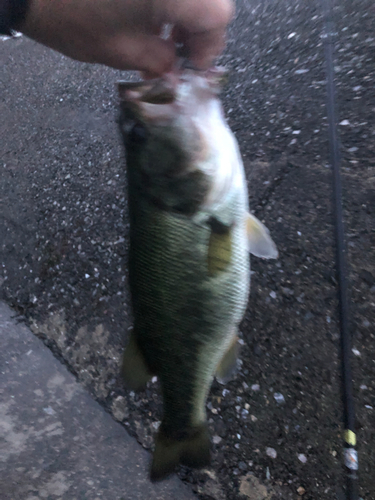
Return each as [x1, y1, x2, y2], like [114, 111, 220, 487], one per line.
[246, 213, 278, 259]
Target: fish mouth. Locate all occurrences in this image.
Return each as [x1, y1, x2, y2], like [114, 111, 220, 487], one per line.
[117, 66, 228, 123]
[118, 79, 176, 106]
[118, 76, 178, 124]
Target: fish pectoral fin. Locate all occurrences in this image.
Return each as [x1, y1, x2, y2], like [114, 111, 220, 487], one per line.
[150, 425, 211, 482]
[216, 333, 240, 384]
[246, 212, 278, 259]
[121, 332, 152, 391]
[207, 216, 233, 275]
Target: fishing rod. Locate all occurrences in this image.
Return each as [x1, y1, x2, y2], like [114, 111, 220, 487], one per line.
[320, 0, 358, 498]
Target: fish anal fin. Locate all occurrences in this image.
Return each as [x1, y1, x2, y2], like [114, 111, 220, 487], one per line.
[207, 217, 233, 276]
[121, 332, 152, 391]
[150, 425, 211, 482]
[246, 212, 278, 259]
[216, 333, 240, 384]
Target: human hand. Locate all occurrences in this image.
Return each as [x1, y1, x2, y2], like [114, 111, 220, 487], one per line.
[20, 0, 234, 76]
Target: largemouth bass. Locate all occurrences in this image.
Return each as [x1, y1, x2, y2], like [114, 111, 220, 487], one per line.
[118, 68, 278, 481]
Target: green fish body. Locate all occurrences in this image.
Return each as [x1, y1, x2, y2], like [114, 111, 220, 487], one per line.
[118, 70, 277, 481]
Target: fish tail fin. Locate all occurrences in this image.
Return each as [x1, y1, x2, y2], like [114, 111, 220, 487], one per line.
[121, 333, 152, 391]
[150, 424, 211, 482]
[216, 333, 240, 384]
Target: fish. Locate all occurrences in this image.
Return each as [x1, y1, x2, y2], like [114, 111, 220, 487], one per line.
[118, 68, 278, 482]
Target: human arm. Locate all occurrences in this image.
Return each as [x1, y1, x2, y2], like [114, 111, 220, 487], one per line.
[3, 0, 233, 76]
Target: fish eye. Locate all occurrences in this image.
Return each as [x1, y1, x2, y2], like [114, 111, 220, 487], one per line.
[129, 123, 148, 143]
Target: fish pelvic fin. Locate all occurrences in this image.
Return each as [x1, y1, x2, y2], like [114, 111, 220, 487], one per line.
[246, 212, 278, 259]
[150, 424, 211, 482]
[121, 332, 152, 391]
[215, 333, 240, 384]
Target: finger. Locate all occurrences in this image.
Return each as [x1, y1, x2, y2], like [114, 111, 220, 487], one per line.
[163, 0, 234, 32]
[166, 0, 234, 68]
[172, 26, 226, 69]
[99, 34, 176, 75]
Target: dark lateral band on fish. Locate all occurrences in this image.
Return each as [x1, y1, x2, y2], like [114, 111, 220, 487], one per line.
[118, 68, 278, 481]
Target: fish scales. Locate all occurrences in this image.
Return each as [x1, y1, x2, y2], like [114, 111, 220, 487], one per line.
[129, 193, 249, 419]
[130, 188, 248, 403]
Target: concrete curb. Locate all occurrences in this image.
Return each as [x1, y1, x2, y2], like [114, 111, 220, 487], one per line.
[0, 301, 195, 500]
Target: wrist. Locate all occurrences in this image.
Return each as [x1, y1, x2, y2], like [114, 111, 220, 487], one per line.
[0, 0, 31, 35]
